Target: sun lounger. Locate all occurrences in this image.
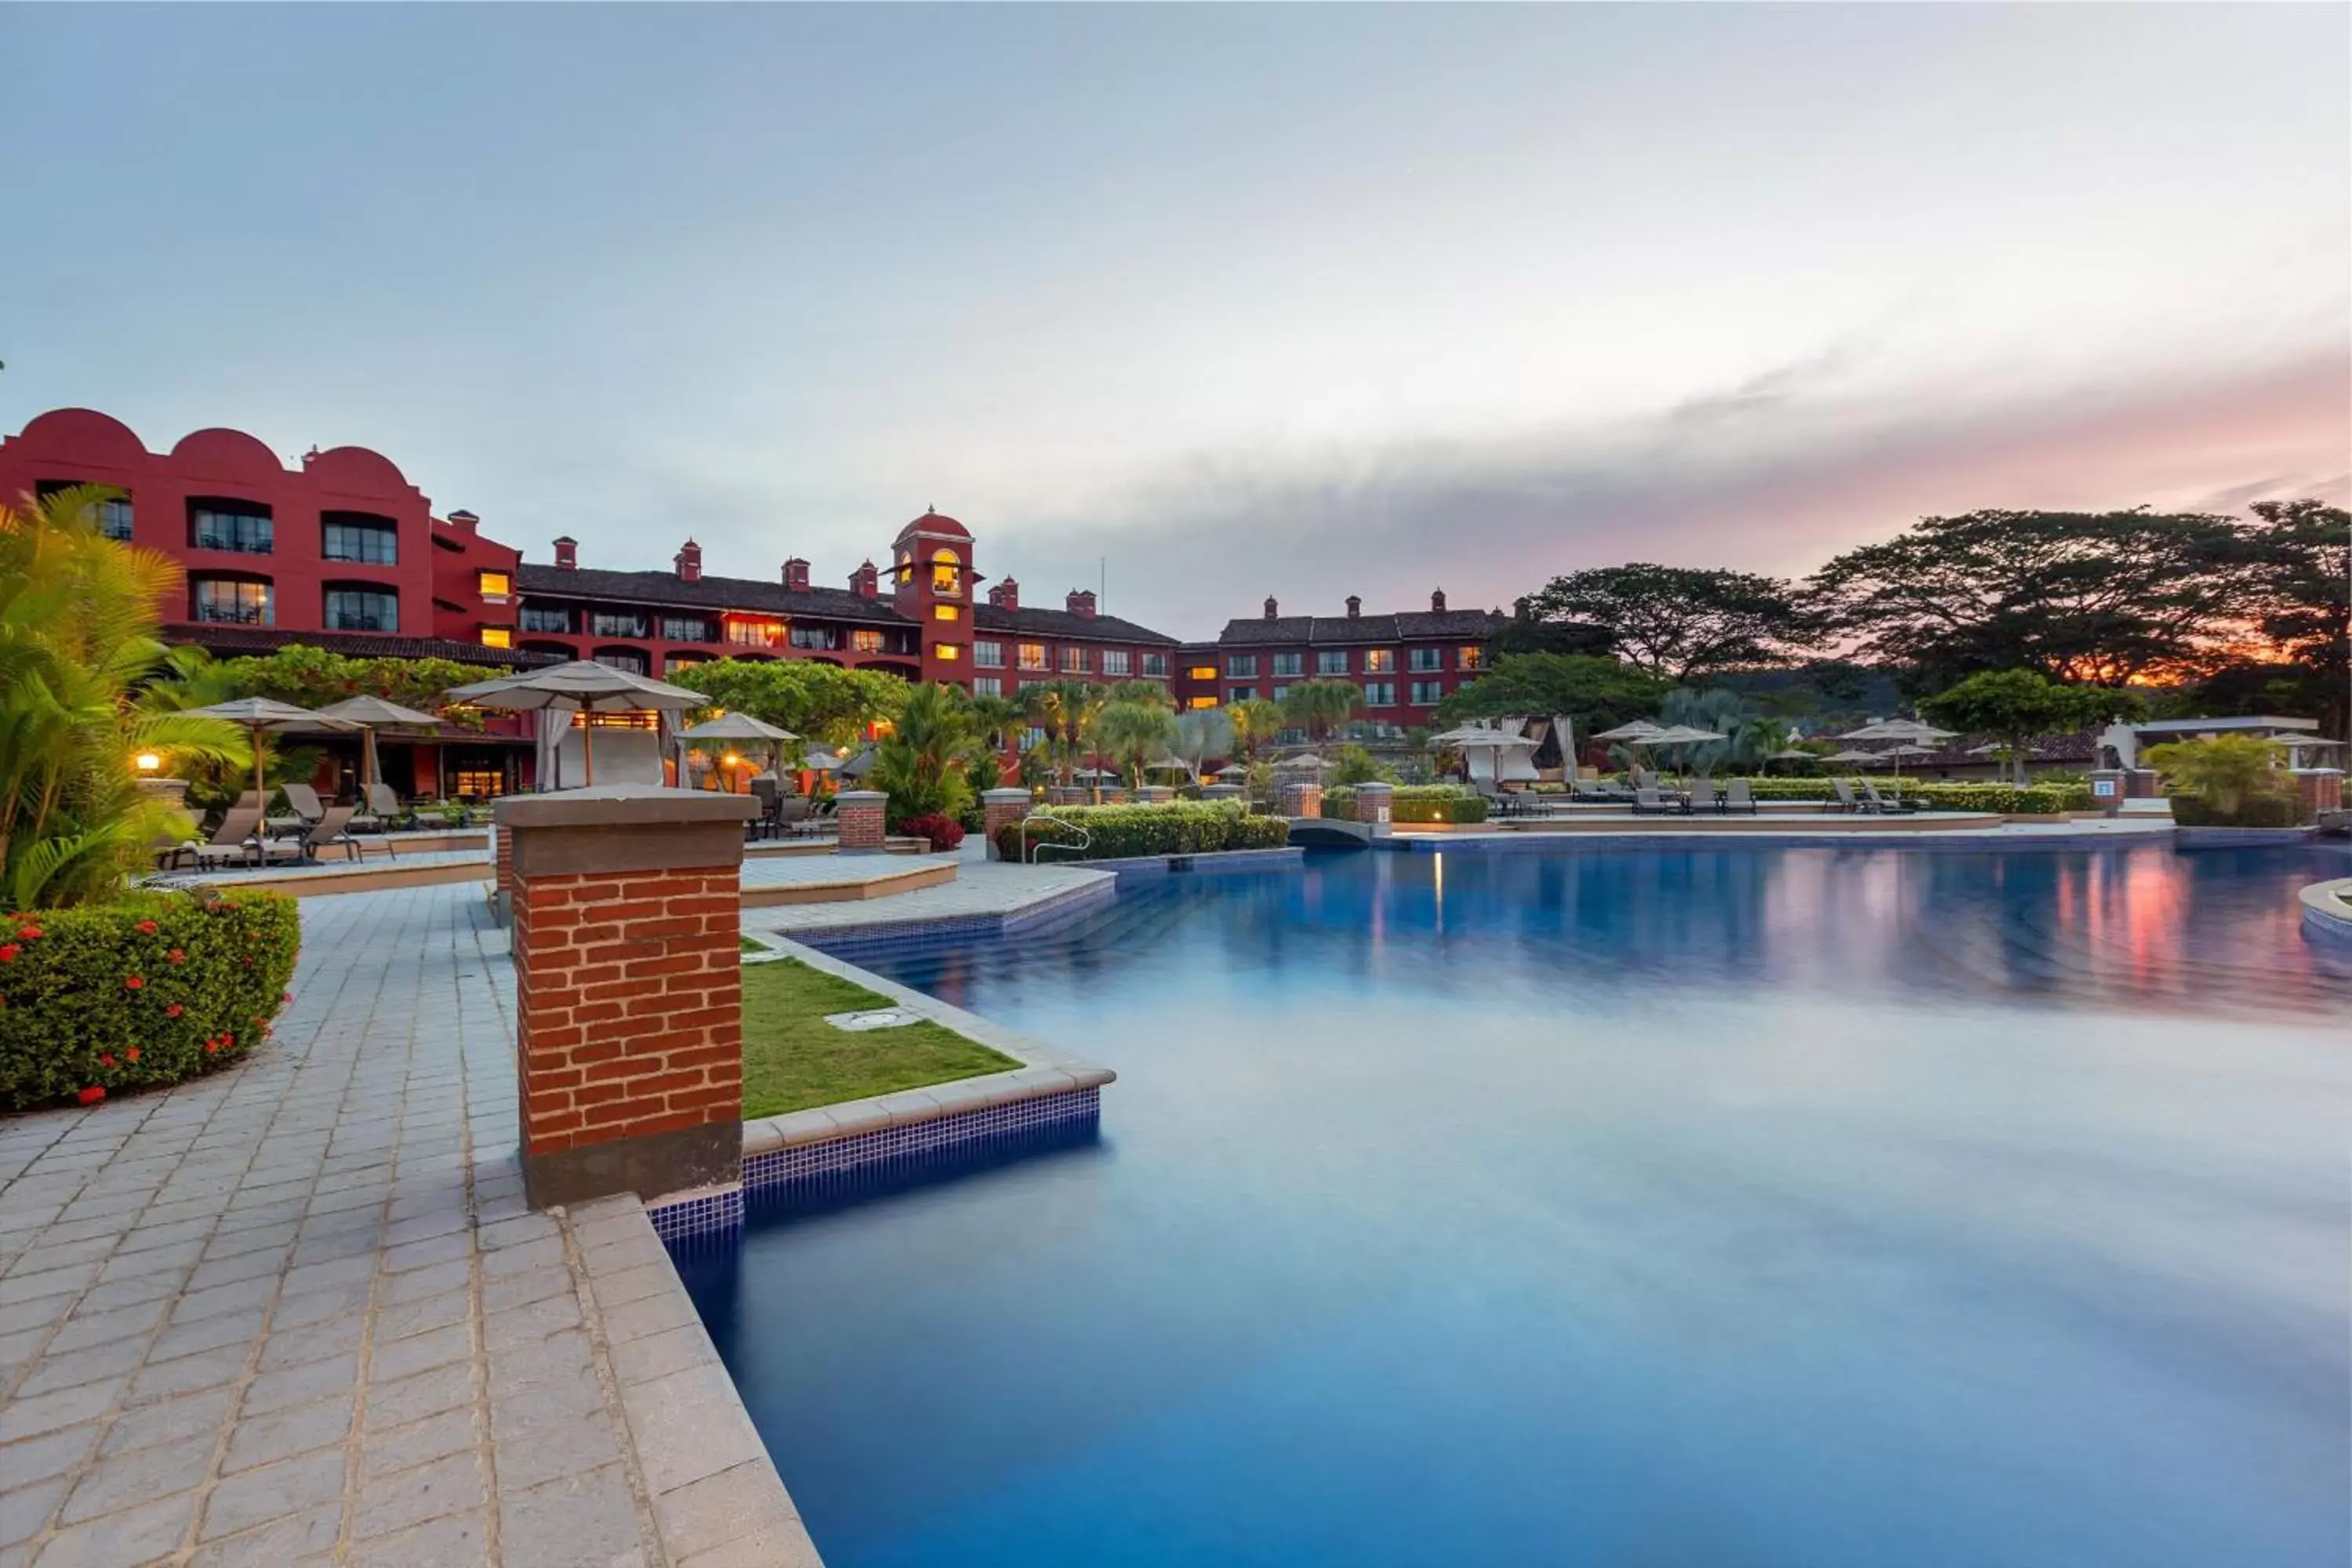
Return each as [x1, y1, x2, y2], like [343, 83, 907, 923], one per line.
[1721, 779, 1759, 815]
[177, 804, 265, 869]
[1630, 786, 1685, 817]
[1831, 779, 1867, 814]
[1861, 780, 1918, 815]
[350, 782, 416, 837]
[255, 804, 363, 865]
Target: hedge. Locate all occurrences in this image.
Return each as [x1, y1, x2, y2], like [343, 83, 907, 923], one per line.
[2171, 793, 2304, 828]
[1595, 775, 2092, 813]
[0, 890, 300, 1110]
[996, 802, 1292, 862]
[1319, 786, 1490, 824]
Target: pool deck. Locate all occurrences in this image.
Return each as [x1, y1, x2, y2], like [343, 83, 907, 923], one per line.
[739, 848, 1114, 953]
[0, 884, 817, 1567]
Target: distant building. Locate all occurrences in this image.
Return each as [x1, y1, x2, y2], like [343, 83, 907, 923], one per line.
[1176, 590, 1506, 733]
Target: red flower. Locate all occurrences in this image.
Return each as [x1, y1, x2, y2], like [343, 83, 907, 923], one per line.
[165, 949, 185, 964]
[165, 1003, 183, 1018]
[18, 926, 42, 941]
[125, 1047, 141, 1063]
[99, 1054, 116, 1068]
[136, 920, 158, 936]
[241, 956, 254, 967]
[0, 945, 16, 964]
[221, 1032, 234, 1047]
[281, 991, 294, 1004]
[124, 975, 143, 990]
[203, 1040, 220, 1054]
[75, 1086, 104, 1105]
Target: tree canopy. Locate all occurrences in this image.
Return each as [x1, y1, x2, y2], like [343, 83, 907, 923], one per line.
[1432, 653, 1667, 734]
[1919, 669, 2140, 784]
[670, 659, 911, 747]
[1521, 564, 1806, 679]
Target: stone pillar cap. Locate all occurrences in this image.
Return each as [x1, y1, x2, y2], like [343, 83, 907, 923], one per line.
[1355, 781, 1395, 791]
[495, 785, 757, 829]
[981, 786, 1035, 801]
[835, 789, 888, 802]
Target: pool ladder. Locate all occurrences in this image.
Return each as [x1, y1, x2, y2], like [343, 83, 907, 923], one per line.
[1016, 815, 1092, 865]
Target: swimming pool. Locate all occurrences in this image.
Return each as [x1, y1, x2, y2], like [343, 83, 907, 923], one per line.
[678, 842, 2352, 1568]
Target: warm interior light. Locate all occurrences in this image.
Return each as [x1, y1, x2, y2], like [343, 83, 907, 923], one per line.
[134, 752, 162, 773]
[723, 753, 742, 768]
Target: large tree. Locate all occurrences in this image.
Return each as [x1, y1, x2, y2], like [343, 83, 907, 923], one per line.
[671, 659, 911, 748]
[1805, 507, 2252, 691]
[1521, 564, 1806, 679]
[1432, 653, 1667, 735]
[2237, 499, 2349, 737]
[1919, 669, 2141, 784]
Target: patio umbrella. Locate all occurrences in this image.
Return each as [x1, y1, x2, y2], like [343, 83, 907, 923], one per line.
[1840, 717, 1956, 745]
[178, 697, 357, 809]
[1641, 724, 1727, 786]
[314, 695, 442, 792]
[800, 749, 845, 773]
[1592, 719, 1666, 742]
[1214, 762, 1247, 782]
[1276, 753, 1330, 771]
[1823, 748, 1883, 765]
[1766, 748, 1818, 760]
[447, 660, 705, 786]
[677, 712, 799, 792]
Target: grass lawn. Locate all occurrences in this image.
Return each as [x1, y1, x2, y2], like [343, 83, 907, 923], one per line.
[739, 958, 1019, 1119]
[739, 935, 768, 953]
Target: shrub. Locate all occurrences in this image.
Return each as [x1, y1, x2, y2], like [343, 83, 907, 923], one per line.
[2171, 793, 2304, 828]
[1601, 776, 2091, 812]
[898, 812, 967, 852]
[995, 801, 1291, 862]
[1393, 786, 1489, 824]
[0, 888, 299, 1109]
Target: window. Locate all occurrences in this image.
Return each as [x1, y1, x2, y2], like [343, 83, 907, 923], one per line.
[593, 649, 648, 674]
[851, 629, 885, 654]
[1410, 680, 1443, 706]
[588, 609, 644, 637]
[450, 767, 506, 800]
[931, 549, 962, 594]
[325, 587, 398, 632]
[1142, 652, 1167, 678]
[35, 481, 134, 540]
[973, 676, 1003, 698]
[936, 643, 963, 662]
[1227, 655, 1258, 678]
[666, 653, 709, 674]
[723, 617, 781, 648]
[1361, 681, 1397, 706]
[190, 503, 272, 554]
[521, 604, 574, 633]
[934, 604, 961, 622]
[1272, 652, 1302, 677]
[191, 578, 272, 625]
[1061, 645, 1087, 673]
[1363, 649, 1395, 673]
[1102, 649, 1131, 677]
[1187, 695, 1218, 710]
[1459, 646, 1486, 670]
[481, 627, 513, 650]
[1409, 647, 1443, 672]
[651, 615, 707, 642]
[1188, 665, 1218, 681]
[1317, 650, 1349, 675]
[1270, 684, 1290, 703]
[790, 624, 837, 650]
[1230, 686, 1257, 704]
[1018, 642, 1048, 671]
[478, 570, 513, 601]
[321, 514, 398, 565]
[974, 641, 1004, 667]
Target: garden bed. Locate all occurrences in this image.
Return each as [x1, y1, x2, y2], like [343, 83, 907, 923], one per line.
[739, 956, 1018, 1118]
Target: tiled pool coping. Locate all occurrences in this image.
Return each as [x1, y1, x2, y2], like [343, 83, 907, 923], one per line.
[2299, 877, 2352, 940]
[646, 939, 1116, 1250]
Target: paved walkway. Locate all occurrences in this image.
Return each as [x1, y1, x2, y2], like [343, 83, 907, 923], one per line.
[0, 886, 808, 1567]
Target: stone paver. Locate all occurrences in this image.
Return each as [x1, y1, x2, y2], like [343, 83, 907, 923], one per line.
[0, 883, 813, 1566]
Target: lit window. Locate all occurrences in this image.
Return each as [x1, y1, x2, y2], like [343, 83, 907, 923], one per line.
[1317, 650, 1348, 675]
[722, 617, 781, 648]
[851, 629, 885, 654]
[974, 641, 1004, 667]
[1018, 642, 1047, 670]
[931, 549, 961, 594]
[481, 627, 513, 649]
[937, 643, 963, 662]
[935, 604, 961, 622]
[1459, 646, 1486, 670]
[1189, 666, 1218, 681]
[1102, 649, 1131, 676]
[1227, 655, 1258, 678]
[478, 570, 513, 601]
[191, 578, 273, 625]
[1187, 695, 1218, 710]
[1363, 649, 1395, 673]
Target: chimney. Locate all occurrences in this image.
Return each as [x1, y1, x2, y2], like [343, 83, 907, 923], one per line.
[783, 557, 810, 593]
[1345, 594, 1362, 619]
[1431, 588, 1446, 613]
[446, 509, 480, 535]
[1513, 596, 1533, 620]
[675, 539, 702, 583]
[851, 559, 879, 600]
[989, 576, 1020, 612]
[553, 535, 578, 571]
[1264, 595, 1279, 619]
[1066, 588, 1098, 619]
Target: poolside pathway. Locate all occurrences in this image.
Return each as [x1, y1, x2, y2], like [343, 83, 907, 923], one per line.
[740, 853, 1111, 941]
[0, 884, 810, 1567]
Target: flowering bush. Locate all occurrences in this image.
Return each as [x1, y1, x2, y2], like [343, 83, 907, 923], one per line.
[897, 812, 966, 853]
[0, 889, 299, 1109]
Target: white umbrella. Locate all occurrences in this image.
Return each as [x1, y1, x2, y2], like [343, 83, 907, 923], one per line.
[800, 749, 845, 773]
[1276, 753, 1331, 771]
[448, 660, 704, 786]
[1639, 724, 1728, 788]
[1592, 718, 1666, 742]
[678, 713, 800, 792]
[1841, 717, 1956, 744]
[314, 695, 442, 793]
[179, 697, 358, 808]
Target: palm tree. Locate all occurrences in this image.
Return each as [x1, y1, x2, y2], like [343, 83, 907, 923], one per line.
[2143, 734, 2288, 817]
[1227, 699, 1284, 760]
[869, 682, 978, 825]
[1021, 679, 1109, 787]
[967, 693, 1020, 754]
[1090, 700, 1179, 789]
[2, 487, 246, 908]
[1280, 679, 1360, 747]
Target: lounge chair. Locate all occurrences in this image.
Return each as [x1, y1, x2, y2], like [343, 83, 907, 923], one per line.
[1573, 779, 1632, 804]
[1831, 779, 1867, 814]
[255, 804, 363, 865]
[176, 804, 265, 870]
[1861, 780, 1918, 815]
[1721, 779, 1759, 815]
[1630, 786, 1684, 817]
[267, 782, 326, 837]
[774, 797, 815, 837]
[350, 782, 415, 836]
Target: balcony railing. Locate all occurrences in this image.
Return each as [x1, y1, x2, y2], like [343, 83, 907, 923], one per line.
[194, 604, 271, 625]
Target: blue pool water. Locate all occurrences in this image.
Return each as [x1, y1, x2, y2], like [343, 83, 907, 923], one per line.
[679, 843, 2352, 1567]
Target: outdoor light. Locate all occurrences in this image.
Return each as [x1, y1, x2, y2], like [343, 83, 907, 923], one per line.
[724, 753, 742, 768]
[134, 752, 162, 773]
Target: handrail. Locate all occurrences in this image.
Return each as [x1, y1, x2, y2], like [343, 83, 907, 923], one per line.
[1018, 814, 1091, 865]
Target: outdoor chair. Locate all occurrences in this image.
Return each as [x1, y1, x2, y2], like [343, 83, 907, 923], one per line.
[1631, 786, 1685, 817]
[1573, 779, 1631, 804]
[176, 804, 265, 870]
[255, 804, 363, 865]
[774, 797, 815, 837]
[1722, 779, 1759, 815]
[349, 782, 416, 836]
[1861, 780, 1918, 815]
[1831, 779, 1867, 814]
[267, 782, 326, 837]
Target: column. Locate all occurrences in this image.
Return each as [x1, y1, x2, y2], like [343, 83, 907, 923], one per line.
[496, 786, 760, 1208]
[982, 786, 1034, 861]
[1137, 785, 1176, 804]
[1280, 781, 1322, 818]
[835, 789, 887, 853]
[1353, 781, 1393, 837]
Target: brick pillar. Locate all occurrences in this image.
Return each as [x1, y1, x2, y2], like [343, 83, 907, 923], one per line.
[1353, 781, 1393, 837]
[835, 789, 887, 854]
[1280, 781, 1322, 818]
[1138, 785, 1175, 804]
[492, 823, 514, 921]
[2295, 770, 2342, 818]
[982, 787, 1033, 862]
[495, 786, 760, 1209]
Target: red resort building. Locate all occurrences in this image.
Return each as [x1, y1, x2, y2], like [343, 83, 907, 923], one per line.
[1175, 591, 1505, 733]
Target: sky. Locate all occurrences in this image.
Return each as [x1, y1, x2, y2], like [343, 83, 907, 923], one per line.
[2, 4, 2346, 634]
